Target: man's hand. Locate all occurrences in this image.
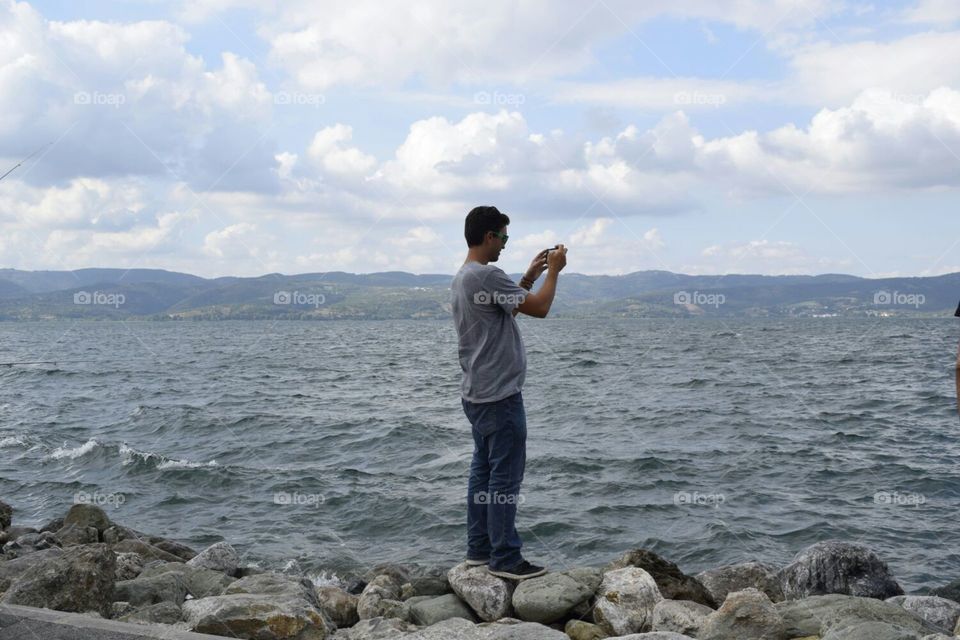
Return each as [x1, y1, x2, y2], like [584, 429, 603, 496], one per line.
[525, 249, 550, 282]
[547, 244, 567, 273]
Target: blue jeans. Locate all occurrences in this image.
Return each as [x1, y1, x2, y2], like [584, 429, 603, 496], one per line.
[461, 391, 526, 571]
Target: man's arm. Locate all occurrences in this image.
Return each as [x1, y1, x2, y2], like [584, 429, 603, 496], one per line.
[517, 245, 567, 317]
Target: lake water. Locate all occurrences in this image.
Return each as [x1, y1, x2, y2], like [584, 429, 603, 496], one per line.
[0, 318, 958, 592]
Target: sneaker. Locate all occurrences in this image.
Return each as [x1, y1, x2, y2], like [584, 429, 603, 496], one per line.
[465, 557, 489, 567]
[487, 560, 547, 580]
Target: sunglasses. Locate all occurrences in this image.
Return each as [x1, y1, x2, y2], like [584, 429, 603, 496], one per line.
[490, 230, 508, 244]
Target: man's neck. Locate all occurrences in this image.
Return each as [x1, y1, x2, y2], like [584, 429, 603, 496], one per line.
[465, 250, 488, 265]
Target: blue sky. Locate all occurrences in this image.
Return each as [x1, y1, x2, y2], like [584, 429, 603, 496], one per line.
[1, 0, 959, 277]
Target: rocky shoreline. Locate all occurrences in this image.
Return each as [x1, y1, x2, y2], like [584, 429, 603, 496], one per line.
[2, 500, 960, 639]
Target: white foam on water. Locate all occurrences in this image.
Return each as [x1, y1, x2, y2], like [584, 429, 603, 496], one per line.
[50, 438, 100, 459]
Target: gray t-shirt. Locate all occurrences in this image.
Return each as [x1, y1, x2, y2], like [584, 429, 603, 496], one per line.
[451, 261, 528, 403]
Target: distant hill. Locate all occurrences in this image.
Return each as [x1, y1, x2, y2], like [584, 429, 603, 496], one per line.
[0, 267, 956, 320]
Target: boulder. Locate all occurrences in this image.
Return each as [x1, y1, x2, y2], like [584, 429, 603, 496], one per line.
[0, 547, 64, 591]
[182, 592, 334, 639]
[651, 598, 712, 636]
[564, 619, 608, 640]
[316, 585, 360, 628]
[225, 572, 320, 606]
[447, 562, 514, 622]
[0, 500, 11, 530]
[119, 601, 183, 625]
[775, 594, 942, 638]
[110, 538, 183, 563]
[54, 522, 99, 546]
[820, 620, 919, 640]
[778, 541, 903, 600]
[114, 571, 189, 606]
[929, 578, 960, 604]
[886, 595, 960, 632]
[406, 573, 451, 597]
[593, 566, 663, 636]
[63, 503, 111, 533]
[606, 549, 715, 608]
[186, 541, 239, 575]
[149, 538, 196, 561]
[699, 587, 787, 640]
[511, 571, 594, 624]
[331, 616, 416, 639]
[402, 616, 569, 639]
[2, 531, 61, 559]
[0, 543, 116, 617]
[407, 593, 477, 626]
[114, 552, 145, 581]
[695, 561, 784, 604]
[357, 573, 406, 620]
[139, 560, 236, 597]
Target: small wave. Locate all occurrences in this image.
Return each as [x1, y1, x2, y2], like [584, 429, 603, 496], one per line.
[50, 438, 101, 460]
[0, 435, 28, 448]
[713, 331, 740, 338]
[120, 443, 218, 470]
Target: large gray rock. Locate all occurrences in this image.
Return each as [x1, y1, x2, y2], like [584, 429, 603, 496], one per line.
[0, 500, 12, 530]
[406, 573, 451, 598]
[821, 620, 919, 640]
[403, 616, 569, 639]
[357, 573, 406, 620]
[695, 561, 784, 604]
[150, 538, 196, 561]
[511, 571, 594, 623]
[316, 585, 359, 628]
[447, 562, 515, 621]
[54, 522, 99, 546]
[139, 560, 236, 597]
[775, 594, 942, 638]
[0, 543, 116, 617]
[651, 598, 712, 636]
[114, 571, 189, 606]
[606, 549, 715, 608]
[593, 566, 663, 636]
[886, 595, 960, 632]
[182, 592, 334, 639]
[186, 541, 239, 575]
[111, 538, 183, 563]
[778, 540, 904, 600]
[114, 551, 145, 581]
[119, 601, 183, 625]
[699, 587, 787, 640]
[2, 530, 61, 558]
[331, 616, 416, 639]
[564, 619, 608, 640]
[63, 503, 111, 533]
[609, 634, 696, 639]
[225, 571, 319, 606]
[0, 547, 64, 591]
[408, 593, 477, 626]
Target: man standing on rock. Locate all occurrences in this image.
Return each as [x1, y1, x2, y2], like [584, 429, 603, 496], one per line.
[450, 205, 567, 580]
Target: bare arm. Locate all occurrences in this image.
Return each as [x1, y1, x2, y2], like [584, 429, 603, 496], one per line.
[516, 246, 566, 318]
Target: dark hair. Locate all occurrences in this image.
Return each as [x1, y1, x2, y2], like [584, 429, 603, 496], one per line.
[464, 206, 510, 247]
